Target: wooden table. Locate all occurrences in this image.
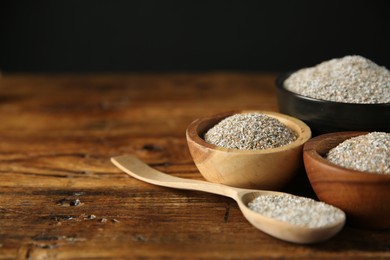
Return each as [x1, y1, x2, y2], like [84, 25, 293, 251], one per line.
[0, 74, 389, 259]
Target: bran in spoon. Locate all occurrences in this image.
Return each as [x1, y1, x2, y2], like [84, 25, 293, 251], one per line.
[248, 194, 345, 228]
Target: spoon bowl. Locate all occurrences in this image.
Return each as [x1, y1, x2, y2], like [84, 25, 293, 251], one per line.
[111, 155, 345, 244]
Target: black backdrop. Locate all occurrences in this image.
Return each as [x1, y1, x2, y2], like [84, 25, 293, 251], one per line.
[1, 0, 389, 73]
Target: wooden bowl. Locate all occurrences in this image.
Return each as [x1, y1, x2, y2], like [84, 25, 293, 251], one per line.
[303, 132, 390, 229]
[186, 111, 312, 190]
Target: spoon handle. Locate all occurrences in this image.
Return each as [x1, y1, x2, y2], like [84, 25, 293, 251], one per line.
[111, 155, 243, 198]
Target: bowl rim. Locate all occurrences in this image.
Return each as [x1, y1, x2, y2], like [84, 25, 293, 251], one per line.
[303, 131, 390, 177]
[276, 72, 390, 107]
[186, 110, 312, 155]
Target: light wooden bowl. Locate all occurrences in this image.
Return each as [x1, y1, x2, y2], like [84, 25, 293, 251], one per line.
[303, 132, 390, 229]
[186, 111, 312, 190]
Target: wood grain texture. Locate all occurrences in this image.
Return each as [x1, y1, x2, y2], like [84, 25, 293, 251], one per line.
[0, 74, 389, 259]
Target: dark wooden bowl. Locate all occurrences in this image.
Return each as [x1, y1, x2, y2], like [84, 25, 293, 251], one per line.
[303, 132, 390, 229]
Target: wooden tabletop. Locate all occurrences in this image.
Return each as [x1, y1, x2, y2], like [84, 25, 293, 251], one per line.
[0, 73, 389, 259]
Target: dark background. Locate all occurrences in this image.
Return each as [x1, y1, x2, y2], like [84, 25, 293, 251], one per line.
[1, 0, 389, 73]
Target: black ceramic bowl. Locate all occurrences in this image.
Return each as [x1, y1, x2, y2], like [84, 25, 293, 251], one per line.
[276, 73, 390, 135]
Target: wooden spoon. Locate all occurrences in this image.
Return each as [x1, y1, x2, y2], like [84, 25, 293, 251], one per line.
[111, 155, 345, 244]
